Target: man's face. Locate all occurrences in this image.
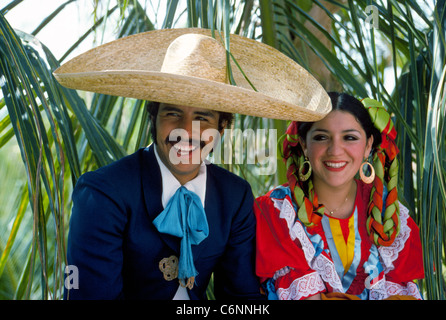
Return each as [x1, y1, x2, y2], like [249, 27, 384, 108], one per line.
[155, 103, 224, 185]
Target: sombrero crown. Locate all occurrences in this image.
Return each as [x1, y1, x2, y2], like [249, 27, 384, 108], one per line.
[54, 28, 331, 121]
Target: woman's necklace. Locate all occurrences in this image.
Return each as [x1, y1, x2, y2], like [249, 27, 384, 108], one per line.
[325, 197, 348, 216]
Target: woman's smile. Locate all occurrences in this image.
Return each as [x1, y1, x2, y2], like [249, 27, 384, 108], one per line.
[323, 160, 348, 171]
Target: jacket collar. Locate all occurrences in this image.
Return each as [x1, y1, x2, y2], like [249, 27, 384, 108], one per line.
[153, 144, 207, 208]
[141, 144, 210, 261]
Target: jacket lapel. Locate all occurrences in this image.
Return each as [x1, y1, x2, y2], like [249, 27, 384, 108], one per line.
[190, 165, 217, 261]
[141, 145, 180, 255]
[141, 145, 213, 265]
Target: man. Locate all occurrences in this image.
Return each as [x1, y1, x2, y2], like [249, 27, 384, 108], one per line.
[55, 28, 331, 299]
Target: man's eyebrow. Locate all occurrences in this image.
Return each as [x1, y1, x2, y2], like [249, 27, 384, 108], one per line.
[160, 105, 183, 113]
[194, 110, 217, 118]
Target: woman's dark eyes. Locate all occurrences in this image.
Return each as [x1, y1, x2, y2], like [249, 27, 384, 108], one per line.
[312, 135, 359, 141]
[312, 135, 327, 141]
[344, 135, 359, 141]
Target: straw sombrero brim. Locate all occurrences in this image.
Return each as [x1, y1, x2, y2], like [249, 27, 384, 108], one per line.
[54, 28, 331, 122]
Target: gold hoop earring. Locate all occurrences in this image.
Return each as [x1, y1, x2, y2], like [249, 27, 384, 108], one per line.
[298, 158, 312, 182]
[360, 161, 375, 184]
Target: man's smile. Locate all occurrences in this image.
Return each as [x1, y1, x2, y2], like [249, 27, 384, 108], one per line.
[171, 141, 199, 156]
[165, 135, 207, 159]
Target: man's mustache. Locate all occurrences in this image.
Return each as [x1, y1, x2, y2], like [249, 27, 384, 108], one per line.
[165, 135, 206, 149]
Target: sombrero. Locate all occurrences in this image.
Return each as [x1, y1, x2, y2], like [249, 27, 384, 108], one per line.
[53, 28, 331, 121]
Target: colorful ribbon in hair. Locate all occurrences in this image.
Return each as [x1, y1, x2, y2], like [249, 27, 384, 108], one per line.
[361, 98, 400, 246]
[362, 98, 399, 160]
[282, 121, 324, 227]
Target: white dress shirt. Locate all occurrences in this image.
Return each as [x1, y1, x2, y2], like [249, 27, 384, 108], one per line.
[153, 145, 207, 300]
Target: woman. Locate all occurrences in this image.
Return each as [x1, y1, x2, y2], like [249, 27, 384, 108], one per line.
[254, 92, 424, 300]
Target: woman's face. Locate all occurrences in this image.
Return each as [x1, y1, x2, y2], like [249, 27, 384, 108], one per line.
[301, 110, 374, 191]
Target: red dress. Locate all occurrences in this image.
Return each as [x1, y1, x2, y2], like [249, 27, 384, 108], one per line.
[254, 180, 424, 300]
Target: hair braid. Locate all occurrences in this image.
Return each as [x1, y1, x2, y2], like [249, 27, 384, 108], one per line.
[362, 98, 400, 246]
[281, 122, 324, 228]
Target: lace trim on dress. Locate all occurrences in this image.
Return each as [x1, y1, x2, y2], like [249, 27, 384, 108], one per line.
[369, 280, 422, 300]
[378, 203, 411, 273]
[272, 266, 293, 280]
[270, 189, 420, 300]
[273, 196, 344, 293]
[276, 271, 326, 300]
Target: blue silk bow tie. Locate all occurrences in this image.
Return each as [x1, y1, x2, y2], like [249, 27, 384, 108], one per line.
[153, 186, 209, 289]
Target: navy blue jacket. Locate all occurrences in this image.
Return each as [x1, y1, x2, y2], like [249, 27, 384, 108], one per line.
[65, 145, 261, 299]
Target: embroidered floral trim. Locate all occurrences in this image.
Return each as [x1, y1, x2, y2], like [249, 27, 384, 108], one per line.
[369, 280, 421, 300]
[312, 254, 344, 293]
[274, 196, 344, 293]
[270, 189, 421, 300]
[277, 271, 325, 300]
[378, 203, 411, 272]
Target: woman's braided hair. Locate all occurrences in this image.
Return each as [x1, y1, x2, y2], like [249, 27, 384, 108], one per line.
[281, 92, 400, 246]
